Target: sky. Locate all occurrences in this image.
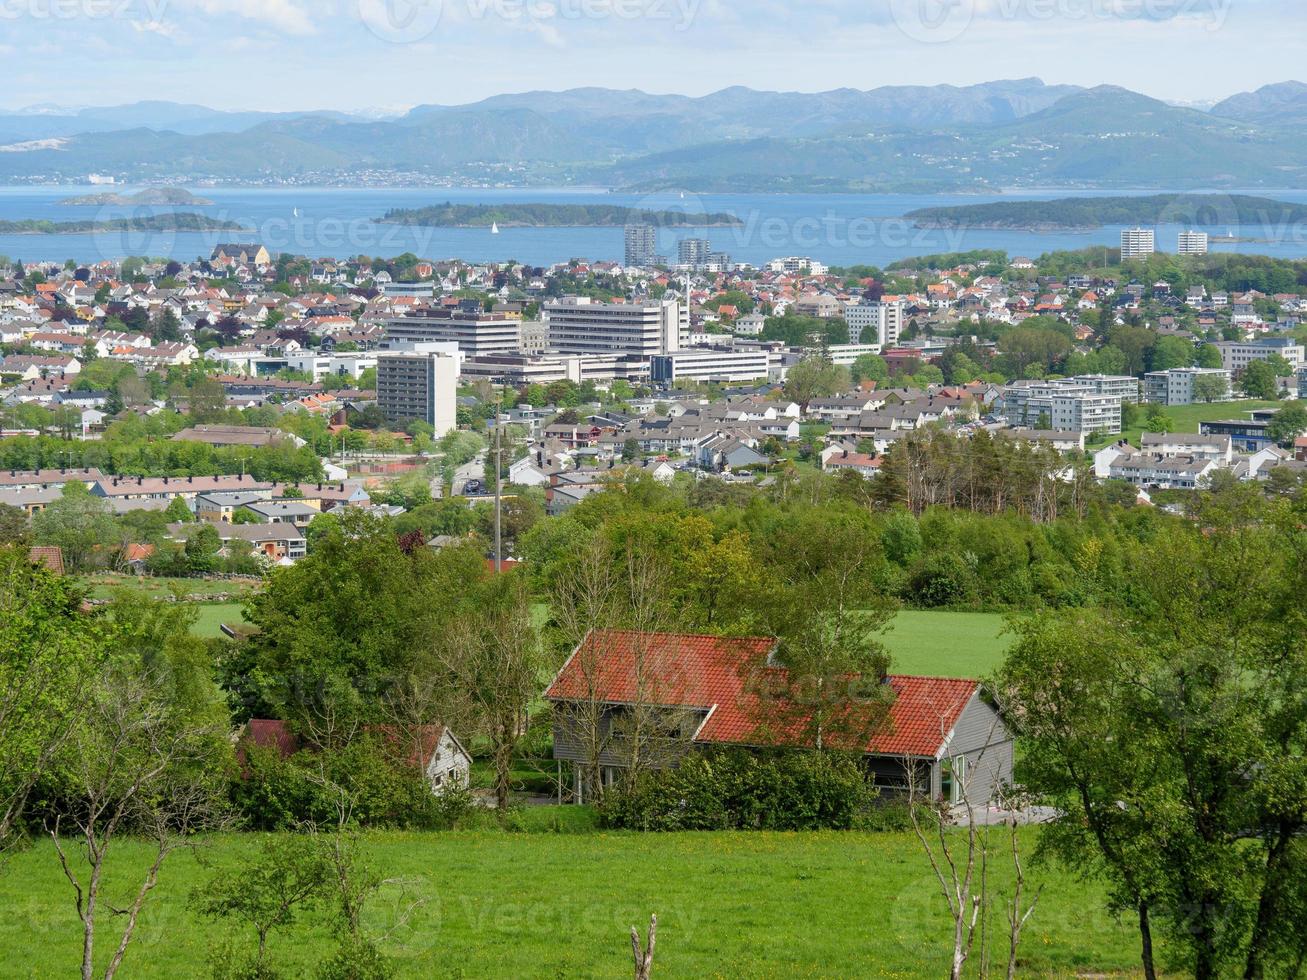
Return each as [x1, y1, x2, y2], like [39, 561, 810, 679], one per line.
[0, 0, 1303, 112]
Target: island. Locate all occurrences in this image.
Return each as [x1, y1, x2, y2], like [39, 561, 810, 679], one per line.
[57, 188, 215, 207]
[0, 215, 252, 235]
[905, 194, 1307, 231]
[378, 203, 743, 227]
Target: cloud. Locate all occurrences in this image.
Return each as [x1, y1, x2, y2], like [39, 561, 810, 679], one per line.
[185, 0, 317, 35]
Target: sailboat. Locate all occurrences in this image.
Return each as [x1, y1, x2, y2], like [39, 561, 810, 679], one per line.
[491, 222, 500, 234]
[292, 207, 301, 218]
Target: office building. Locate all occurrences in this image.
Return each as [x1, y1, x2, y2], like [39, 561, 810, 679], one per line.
[1213, 337, 1305, 375]
[544, 297, 688, 357]
[376, 346, 458, 436]
[1004, 380, 1123, 435]
[1121, 227, 1156, 259]
[1144, 367, 1231, 406]
[624, 223, 658, 267]
[1178, 230, 1209, 256]
[378, 281, 436, 299]
[650, 348, 773, 384]
[383, 308, 521, 356]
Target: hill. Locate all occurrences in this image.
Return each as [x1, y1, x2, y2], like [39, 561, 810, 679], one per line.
[57, 188, 214, 206]
[905, 194, 1307, 230]
[0, 214, 250, 234]
[378, 202, 743, 227]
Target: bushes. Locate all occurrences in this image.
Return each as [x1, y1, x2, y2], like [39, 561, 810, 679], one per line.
[233, 738, 475, 831]
[600, 750, 879, 832]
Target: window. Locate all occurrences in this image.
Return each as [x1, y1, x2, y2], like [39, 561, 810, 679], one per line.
[941, 756, 967, 804]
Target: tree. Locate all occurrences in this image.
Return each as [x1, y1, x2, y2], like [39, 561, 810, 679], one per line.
[1195, 344, 1224, 369]
[192, 835, 331, 977]
[0, 550, 109, 854]
[1240, 360, 1280, 399]
[849, 353, 889, 384]
[1266, 402, 1307, 446]
[51, 655, 231, 980]
[1192, 372, 1228, 404]
[998, 492, 1307, 979]
[784, 356, 850, 409]
[188, 376, 228, 423]
[431, 572, 544, 810]
[1148, 335, 1195, 373]
[163, 496, 193, 524]
[0, 503, 29, 545]
[31, 483, 123, 573]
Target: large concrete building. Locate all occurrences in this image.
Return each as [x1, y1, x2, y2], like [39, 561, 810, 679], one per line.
[375, 346, 458, 436]
[1144, 367, 1232, 406]
[1004, 380, 1124, 435]
[544, 297, 688, 357]
[1213, 338, 1305, 375]
[845, 298, 905, 346]
[1121, 227, 1156, 259]
[624, 223, 658, 267]
[1178, 230, 1210, 256]
[383, 308, 521, 356]
[650, 348, 774, 384]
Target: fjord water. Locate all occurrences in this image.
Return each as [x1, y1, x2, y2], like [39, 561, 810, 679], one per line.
[5, 185, 1307, 267]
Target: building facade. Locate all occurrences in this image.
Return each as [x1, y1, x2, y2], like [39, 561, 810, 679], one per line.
[383, 309, 521, 356]
[1121, 227, 1156, 259]
[624, 223, 658, 267]
[375, 348, 458, 435]
[544, 297, 688, 357]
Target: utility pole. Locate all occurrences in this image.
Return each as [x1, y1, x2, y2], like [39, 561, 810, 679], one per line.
[494, 393, 502, 574]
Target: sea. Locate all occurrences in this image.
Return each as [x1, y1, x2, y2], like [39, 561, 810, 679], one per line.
[5, 185, 1307, 269]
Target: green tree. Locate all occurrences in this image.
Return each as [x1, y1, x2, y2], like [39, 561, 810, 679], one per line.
[784, 357, 850, 409]
[1192, 372, 1229, 403]
[1240, 360, 1280, 399]
[31, 483, 123, 573]
[1266, 402, 1307, 446]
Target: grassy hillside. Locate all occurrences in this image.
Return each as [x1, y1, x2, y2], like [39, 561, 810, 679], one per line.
[0, 828, 1153, 978]
[883, 610, 1011, 678]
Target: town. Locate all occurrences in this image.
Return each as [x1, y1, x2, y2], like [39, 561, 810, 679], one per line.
[4, 218, 1307, 975]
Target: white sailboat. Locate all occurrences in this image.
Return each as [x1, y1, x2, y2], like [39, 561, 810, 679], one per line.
[292, 207, 301, 218]
[491, 222, 500, 234]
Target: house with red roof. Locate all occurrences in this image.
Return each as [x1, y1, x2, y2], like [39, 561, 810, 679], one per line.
[545, 630, 1012, 805]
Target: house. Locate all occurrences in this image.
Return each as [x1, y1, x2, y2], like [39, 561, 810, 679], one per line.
[545, 630, 1013, 806]
[239, 720, 470, 795]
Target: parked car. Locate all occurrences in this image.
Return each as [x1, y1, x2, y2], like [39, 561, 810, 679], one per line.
[463, 479, 484, 495]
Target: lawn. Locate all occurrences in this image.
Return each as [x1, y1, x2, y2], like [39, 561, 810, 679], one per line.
[1088, 398, 1281, 449]
[80, 573, 261, 602]
[0, 825, 1156, 978]
[882, 610, 1012, 679]
[188, 602, 249, 638]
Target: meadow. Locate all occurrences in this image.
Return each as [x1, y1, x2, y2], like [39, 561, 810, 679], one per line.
[881, 610, 1012, 678]
[0, 823, 1157, 979]
[1088, 398, 1281, 448]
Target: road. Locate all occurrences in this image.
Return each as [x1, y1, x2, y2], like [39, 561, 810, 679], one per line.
[451, 454, 487, 497]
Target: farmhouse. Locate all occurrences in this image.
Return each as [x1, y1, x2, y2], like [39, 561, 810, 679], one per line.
[545, 630, 1013, 806]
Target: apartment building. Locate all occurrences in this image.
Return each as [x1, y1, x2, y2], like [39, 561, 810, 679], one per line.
[1144, 367, 1232, 406]
[624, 223, 658, 267]
[544, 297, 688, 357]
[383, 308, 521, 356]
[375, 347, 458, 435]
[1004, 380, 1122, 435]
[845, 298, 905, 346]
[1121, 227, 1156, 259]
[1177, 230, 1209, 255]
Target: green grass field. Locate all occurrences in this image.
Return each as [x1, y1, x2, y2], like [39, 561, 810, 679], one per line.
[1089, 399, 1281, 449]
[81, 574, 260, 601]
[882, 610, 1012, 679]
[188, 602, 249, 638]
[0, 827, 1155, 978]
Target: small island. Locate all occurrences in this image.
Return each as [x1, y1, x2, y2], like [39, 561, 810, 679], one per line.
[905, 194, 1307, 231]
[378, 202, 743, 227]
[58, 188, 215, 207]
[0, 214, 251, 235]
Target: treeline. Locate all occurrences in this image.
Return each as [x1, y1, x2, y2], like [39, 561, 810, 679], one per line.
[379, 203, 742, 227]
[907, 194, 1307, 229]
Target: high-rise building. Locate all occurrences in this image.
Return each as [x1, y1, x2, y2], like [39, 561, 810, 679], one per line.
[375, 346, 458, 436]
[1178, 230, 1210, 255]
[624, 223, 658, 267]
[677, 238, 712, 266]
[383, 308, 521, 356]
[544, 297, 688, 357]
[1121, 227, 1156, 259]
[845, 298, 905, 346]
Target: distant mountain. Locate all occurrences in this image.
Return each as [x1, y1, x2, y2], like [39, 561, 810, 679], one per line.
[2, 82, 1307, 190]
[1211, 81, 1307, 124]
[905, 194, 1307, 230]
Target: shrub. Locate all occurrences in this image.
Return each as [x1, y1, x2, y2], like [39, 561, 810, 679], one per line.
[600, 750, 877, 832]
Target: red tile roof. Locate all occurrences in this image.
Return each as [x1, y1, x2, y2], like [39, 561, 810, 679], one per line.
[545, 630, 978, 758]
[27, 546, 65, 576]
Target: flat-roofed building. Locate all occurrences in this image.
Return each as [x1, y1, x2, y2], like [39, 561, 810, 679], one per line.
[375, 347, 458, 436]
[544, 297, 687, 357]
[384, 308, 521, 356]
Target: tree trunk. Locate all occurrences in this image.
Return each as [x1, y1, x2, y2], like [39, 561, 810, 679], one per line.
[631, 913, 656, 980]
[1138, 901, 1157, 980]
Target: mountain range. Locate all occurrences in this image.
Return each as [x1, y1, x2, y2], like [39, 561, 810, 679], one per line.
[4, 79, 1307, 191]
